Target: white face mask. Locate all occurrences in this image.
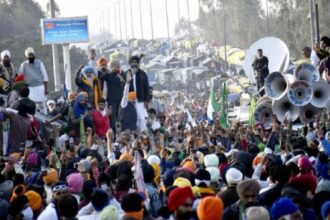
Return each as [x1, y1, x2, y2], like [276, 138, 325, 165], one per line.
[101, 184, 108, 191]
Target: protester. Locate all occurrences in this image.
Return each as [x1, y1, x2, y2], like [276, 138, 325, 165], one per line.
[19, 47, 48, 114]
[0, 49, 15, 90]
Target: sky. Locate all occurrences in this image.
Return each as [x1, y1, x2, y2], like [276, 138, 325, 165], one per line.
[36, 0, 200, 41]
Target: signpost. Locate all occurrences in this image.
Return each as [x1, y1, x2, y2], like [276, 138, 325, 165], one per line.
[40, 16, 89, 91]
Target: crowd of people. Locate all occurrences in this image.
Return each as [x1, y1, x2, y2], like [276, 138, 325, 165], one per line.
[0, 38, 330, 220]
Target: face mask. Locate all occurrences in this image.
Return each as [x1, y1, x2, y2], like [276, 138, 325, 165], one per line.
[101, 184, 108, 191]
[28, 57, 35, 64]
[101, 67, 107, 72]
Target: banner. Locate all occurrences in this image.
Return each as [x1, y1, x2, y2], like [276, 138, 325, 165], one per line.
[41, 16, 89, 45]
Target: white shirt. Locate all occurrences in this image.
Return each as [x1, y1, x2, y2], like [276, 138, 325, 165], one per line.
[37, 203, 57, 220]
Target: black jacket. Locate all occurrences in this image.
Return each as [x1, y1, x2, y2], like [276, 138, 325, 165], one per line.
[118, 102, 137, 132]
[128, 69, 150, 103]
[218, 186, 239, 208]
[102, 71, 126, 103]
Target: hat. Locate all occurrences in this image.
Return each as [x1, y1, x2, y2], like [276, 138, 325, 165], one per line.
[147, 155, 161, 165]
[237, 179, 260, 197]
[99, 205, 119, 220]
[271, 197, 298, 220]
[97, 57, 108, 67]
[225, 167, 243, 185]
[119, 152, 133, 162]
[26, 152, 38, 167]
[298, 156, 313, 171]
[246, 206, 270, 220]
[206, 167, 220, 182]
[82, 66, 94, 74]
[11, 185, 26, 202]
[1, 50, 10, 60]
[197, 196, 224, 220]
[43, 168, 58, 185]
[173, 177, 192, 188]
[182, 160, 195, 172]
[204, 154, 219, 168]
[168, 186, 194, 212]
[25, 191, 42, 211]
[47, 100, 56, 106]
[121, 193, 144, 212]
[196, 151, 205, 164]
[321, 201, 330, 220]
[66, 173, 83, 194]
[195, 169, 211, 187]
[91, 190, 109, 211]
[25, 47, 35, 57]
[128, 92, 137, 101]
[12, 74, 26, 91]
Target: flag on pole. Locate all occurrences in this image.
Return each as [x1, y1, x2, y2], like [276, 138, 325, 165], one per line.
[207, 88, 219, 121]
[249, 97, 256, 126]
[220, 82, 228, 128]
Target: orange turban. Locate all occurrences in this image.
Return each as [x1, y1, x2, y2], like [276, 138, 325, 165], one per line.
[182, 160, 195, 172]
[128, 92, 137, 101]
[25, 191, 42, 211]
[197, 196, 224, 220]
[43, 168, 58, 185]
[119, 152, 133, 162]
[97, 57, 108, 67]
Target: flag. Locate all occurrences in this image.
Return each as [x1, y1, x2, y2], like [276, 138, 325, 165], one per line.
[135, 150, 146, 193]
[220, 82, 228, 128]
[249, 97, 256, 126]
[80, 116, 86, 146]
[207, 88, 219, 121]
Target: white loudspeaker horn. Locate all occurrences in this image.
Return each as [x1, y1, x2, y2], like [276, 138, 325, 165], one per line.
[264, 72, 289, 100]
[287, 80, 313, 106]
[272, 95, 300, 122]
[294, 63, 320, 83]
[254, 103, 273, 129]
[311, 80, 330, 108]
[300, 104, 322, 124]
[256, 96, 272, 106]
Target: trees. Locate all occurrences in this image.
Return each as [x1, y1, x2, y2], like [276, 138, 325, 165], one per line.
[0, 0, 87, 91]
[197, 0, 329, 59]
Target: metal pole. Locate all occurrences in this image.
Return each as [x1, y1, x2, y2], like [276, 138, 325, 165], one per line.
[118, 1, 123, 40]
[223, 0, 228, 71]
[114, 3, 118, 40]
[165, 0, 170, 48]
[266, 0, 270, 36]
[63, 44, 72, 91]
[123, 0, 128, 40]
[315, 3, 320, 43]
[139, 0, 144, 39]
[149, 0, 154, 40]
[309, 0, 316, 47]
[177, 0, 181, 24]
[186, 0, 193, 52]
[130, 0, 134, 38]
[50, 0, 61, 91]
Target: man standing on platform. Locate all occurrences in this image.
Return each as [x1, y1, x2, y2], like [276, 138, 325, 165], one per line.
[252, 49, 269, 96]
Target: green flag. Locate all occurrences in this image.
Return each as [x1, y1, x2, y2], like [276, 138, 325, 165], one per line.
[220, 82, 228, 128]
[207, 87, 219, 120]
[249, 97, 256, 126]
[80, 116, 86, 146]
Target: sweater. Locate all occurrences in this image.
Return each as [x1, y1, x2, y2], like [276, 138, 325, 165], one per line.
[92, 110, 110, 137]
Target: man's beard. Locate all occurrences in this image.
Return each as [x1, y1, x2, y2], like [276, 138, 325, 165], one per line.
[28, 57, 35, 64]
[176, 211, 193, 220]
[3, 60, 10, 67]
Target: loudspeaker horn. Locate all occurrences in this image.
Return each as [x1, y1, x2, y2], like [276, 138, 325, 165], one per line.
[311, 80, 330, 108]
[294, 63, 320, 83]
[272, 95, 300, 122]
[288, 80, 313, 106]
[264, 72, 290, 100]
[300, 104, 322, 124]
[254, 103, 273, 129]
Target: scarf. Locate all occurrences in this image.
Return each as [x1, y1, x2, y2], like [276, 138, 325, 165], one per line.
[124, 211, 143, 220]
[73, 101, 87, 119]
[81, 74, 103, 108]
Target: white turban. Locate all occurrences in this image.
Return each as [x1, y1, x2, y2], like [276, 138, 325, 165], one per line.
[47, 100, 56, 106]
[1, 50, 10, 60]
[25, 47, 35, 57]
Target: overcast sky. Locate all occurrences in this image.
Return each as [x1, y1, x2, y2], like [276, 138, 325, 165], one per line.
[36, 0, 200, 40]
